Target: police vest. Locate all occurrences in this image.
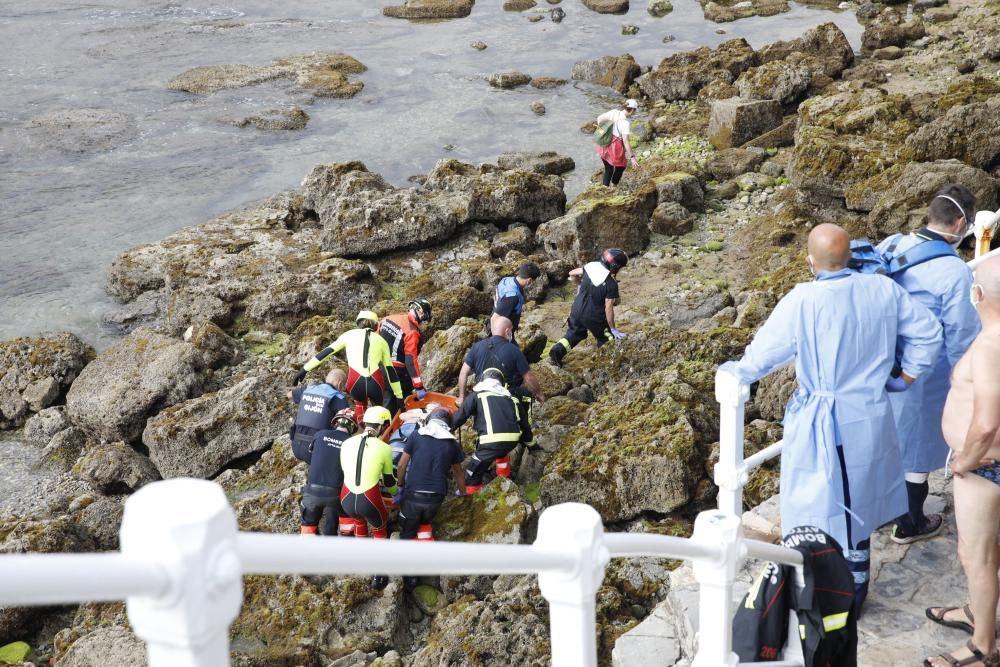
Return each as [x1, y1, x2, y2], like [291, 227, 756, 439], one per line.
[295, 384, 345, 432]
[474, 390, 521, 445]
[495, 276, 526, 316]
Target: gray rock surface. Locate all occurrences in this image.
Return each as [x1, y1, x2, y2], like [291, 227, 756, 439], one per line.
[704, 148, 767, 181]
[612, 602, 681, 667]
[229, 107, 309, 131]
[862, 13, 926, 50]
[487, 71, 532, 88]
[383, 0, 475, 19]
[73, 441, 160, 493]
[639, 39, 757, 101]
[57, 626, 146, 667]
[582, 0, 629, 12]
[23, 406, 70, 448]
[537, 190, 655, 264]
[419, 318, 483, 391]
[497, 151, 575, 175]
[906, 98, 1000, 170]
[757, 22, 854, 74]
[708, 98, 783, 149]
[143, 370, 289, 479]
[0, 334, 93, 430]
[167, 53, 366, 98]
[570, 54, 642, 93]
[651, 202, 695, 235]
[653, 173, 705, 212]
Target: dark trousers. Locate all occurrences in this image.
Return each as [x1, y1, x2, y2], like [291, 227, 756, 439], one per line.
[387, 366, 414, 404]
[300, 490, 342, 536]
[510, 386, 535, 447]
[602, 159, 626, 186]
[561, 318, 612, 350]
[466, 442, 519, 485]
[399, 491, 445, 539]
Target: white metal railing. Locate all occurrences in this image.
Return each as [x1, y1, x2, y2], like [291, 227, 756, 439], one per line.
[0, 478, 805, 667]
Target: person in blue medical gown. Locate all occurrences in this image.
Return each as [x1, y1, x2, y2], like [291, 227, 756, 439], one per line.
[734, 223, 943, 610]
[876, 184, 980, 544]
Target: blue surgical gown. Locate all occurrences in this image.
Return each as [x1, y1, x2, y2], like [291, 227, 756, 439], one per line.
[736, 269, 943, 548]
[877, 234, 980, 472]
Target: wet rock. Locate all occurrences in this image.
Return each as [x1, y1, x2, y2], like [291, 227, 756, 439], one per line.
[735, 60, 813, 104]
[26, 109, 138, 153]
[622, 23, 640, 35]
[383, 0, 475, 19]
[639, 39, 758, 102]
[537, 189, 656, 264]
[583, 0, 629, 12]
[865, 160, 999, 239]
[471, 40, 488, 50]
[702, 0, 789, 22]
[707, 97, 783, 149]
[956, 58, 977, 74]
[861, 13, 926, 51]
[550, 6, 567, 20]
[65, 328, 225, 444]
[873, 46, 904, 60]
[652, 172, 704, 212]
[923, 5, 956, 21]
[23, 406, 69, 448]
[420, 318, 483, 391]
[704, 148, 766, 181]
[487, 71, 532, 89]
[571, 54, 642, 93]
[649, 0, 674, 15]
[0, 333, 93, 430]
[168, 53, 366, 97]
[489, 225, 537, 258]
[757, 22, 854, 75]
[74, 441, 160, 494]
[906, 98, 1000, 170]
[531, 101, 546, 115]
[229, 107, 309, 131]
[650, 202, 694, 235]
[143, 369, 289, 479]
[529, 76, 567, 89]
[497, 150, 575, 175]
[541, 362, 718, 521]
[503, 0, 536, 7]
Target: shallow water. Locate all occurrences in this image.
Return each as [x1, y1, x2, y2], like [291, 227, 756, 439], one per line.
[0, 431, 50, 516]
[0, 0, 861, 349]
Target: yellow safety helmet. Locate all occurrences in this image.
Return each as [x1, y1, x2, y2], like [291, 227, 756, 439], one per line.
[363, 405, 392, 426]
[356, 310, 379, 329]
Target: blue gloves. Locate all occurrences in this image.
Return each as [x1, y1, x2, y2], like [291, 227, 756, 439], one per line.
[885, 376, 909, 393]
[392, 487, 404, 505]
[610, 328, 625, 341]
[415, 388, 428, 400]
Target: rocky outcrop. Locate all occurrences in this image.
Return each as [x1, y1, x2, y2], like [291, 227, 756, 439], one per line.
[65, 328, 229, 444]
[143, 370, 289, 479]
[167, 52, 366, 97]
[0, 334, 93, 430]
[571, 54, 642, 93]
[220, 435, 304, 534]
[702, 0, 787, 22]
[383, 0, 475, 19]
[582, 0, 629, 12]
[435, 477, 533, 543]
[704, 148, 766, 182]
[651, 202, 695, 235]
[487, 71, 532, 89]
[541, 361, 719, 521]
[708, 99, 783, 149]
[497, 151, 575, 175]
[861, 12, 926, 51]
[106, 193, 377, 334]
[537, 190, 656, 264]
[73, 441, 160, 494]
[419, 318, 483, 390]
[26, 109, 138, 153]
[23, 406, 70, 447]
[57, 626, 146, 667]
[757, 22, 854, 74]
[229, 107, 309, 131]
[638, 39, 758, 102]
[652, 173, 705, 212]
[906, 98, 1000, 170]
[865, 160, 999, 239]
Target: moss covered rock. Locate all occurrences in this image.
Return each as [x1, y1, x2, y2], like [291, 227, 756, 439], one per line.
[571, 54, 642, 93]
[702, 0, 788, 22]
[420, 317, 483, 391]
[167, 52, 366, 97]
[435, 477, 533, 544]
[906, 98, 1000, 170]
[0, 333, 93, 430]
[383, 0, 475, 19]
[541, 361, 721, 521]
[536, 189, 656, 264]
[638, 39, 758, 101]
[220, 436, 305, 534]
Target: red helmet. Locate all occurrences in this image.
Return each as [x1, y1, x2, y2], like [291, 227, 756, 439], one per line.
[332, 408, 358, 434]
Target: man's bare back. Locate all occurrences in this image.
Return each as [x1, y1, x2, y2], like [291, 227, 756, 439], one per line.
[942, 324, 1000, 469]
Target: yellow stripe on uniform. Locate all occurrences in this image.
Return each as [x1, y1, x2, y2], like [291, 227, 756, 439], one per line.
[822, 612, 849, 632]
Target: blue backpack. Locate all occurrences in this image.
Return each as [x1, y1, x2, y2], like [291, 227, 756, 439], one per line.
[848, 237, 956, 278]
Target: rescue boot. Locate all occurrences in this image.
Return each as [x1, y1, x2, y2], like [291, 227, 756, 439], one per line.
[300, 525, 318, 535]
[416, 524, 435, 541]
[370, 575, 389, 591]
[548, 343, 566, 368]
[338, 516, 356, 537]
[495, 455, 511, 478]
[465, 484, 483, 495]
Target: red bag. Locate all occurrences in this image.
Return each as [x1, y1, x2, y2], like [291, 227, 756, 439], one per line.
[597, 135, 626, 167]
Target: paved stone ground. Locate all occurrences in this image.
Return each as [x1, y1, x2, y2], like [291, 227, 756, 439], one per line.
[613, 471, 994, 666]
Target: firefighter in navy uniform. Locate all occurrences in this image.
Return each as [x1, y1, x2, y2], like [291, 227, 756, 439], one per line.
[452, 368, 524, 494]
[288, 369, 349, 463]
[548, 248, 628, 367]
[490, 262, 541, 339]
[378, 298, 432, 401]
[299, 408, 358, 537]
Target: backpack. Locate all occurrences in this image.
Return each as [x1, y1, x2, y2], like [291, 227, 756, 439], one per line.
[848, 237, 956, 278]
[593, 120, 615, 147]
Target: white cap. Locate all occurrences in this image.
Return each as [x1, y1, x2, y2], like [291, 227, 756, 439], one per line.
[625, 99, 639, 109]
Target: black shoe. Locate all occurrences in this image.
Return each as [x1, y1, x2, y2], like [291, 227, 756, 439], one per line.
[890, 513, 943, 544]
[370, 575, 389, 590]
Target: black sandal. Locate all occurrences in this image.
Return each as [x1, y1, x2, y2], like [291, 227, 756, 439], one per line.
[927, 605, 975, 635]
[923, 640, 1000, 667]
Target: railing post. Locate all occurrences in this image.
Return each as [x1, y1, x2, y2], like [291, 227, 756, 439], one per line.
[120, 479, 243, 667]
[715, 361, 751, 516]
[690, 511, 741, 667]
[535, 503, 608, 667]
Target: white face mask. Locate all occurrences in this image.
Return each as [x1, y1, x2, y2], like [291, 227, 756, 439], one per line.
[936, 228, 967, 249]
[971, 283, 984, 309]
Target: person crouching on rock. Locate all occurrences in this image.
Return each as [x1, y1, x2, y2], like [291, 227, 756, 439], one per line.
[394, 407, 466, 588]
[339, 405, 398, 590]
[596, 98, 639, 187]
[452, 368, 524, 494]
[549, 248, 628, 368]
[295, 310, 404, 423]
[287, 368, 349, 463]
[300, 408, 358, 537]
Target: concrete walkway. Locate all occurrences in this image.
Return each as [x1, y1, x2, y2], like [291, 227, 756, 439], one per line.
[613, 471, 992, 666]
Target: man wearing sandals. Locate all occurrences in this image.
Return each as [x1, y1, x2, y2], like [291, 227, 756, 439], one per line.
[925, 255, 1000, 667]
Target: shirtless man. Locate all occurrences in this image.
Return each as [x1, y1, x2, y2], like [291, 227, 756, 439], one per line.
[925, 255, 1000, 667]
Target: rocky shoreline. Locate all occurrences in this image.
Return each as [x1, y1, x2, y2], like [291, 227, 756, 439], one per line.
[1, 1, 998, 664]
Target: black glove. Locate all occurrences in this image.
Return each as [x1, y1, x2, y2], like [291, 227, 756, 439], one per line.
[293, 369, 307, 385]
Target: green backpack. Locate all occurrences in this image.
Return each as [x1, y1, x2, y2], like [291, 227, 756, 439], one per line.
[593, 120, 615, 147]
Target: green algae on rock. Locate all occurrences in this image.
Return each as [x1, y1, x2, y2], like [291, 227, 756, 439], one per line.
[383, 0, 475, 19]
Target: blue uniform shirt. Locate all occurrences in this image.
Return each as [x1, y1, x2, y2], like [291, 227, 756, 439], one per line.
[403, 431, 464, 495]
